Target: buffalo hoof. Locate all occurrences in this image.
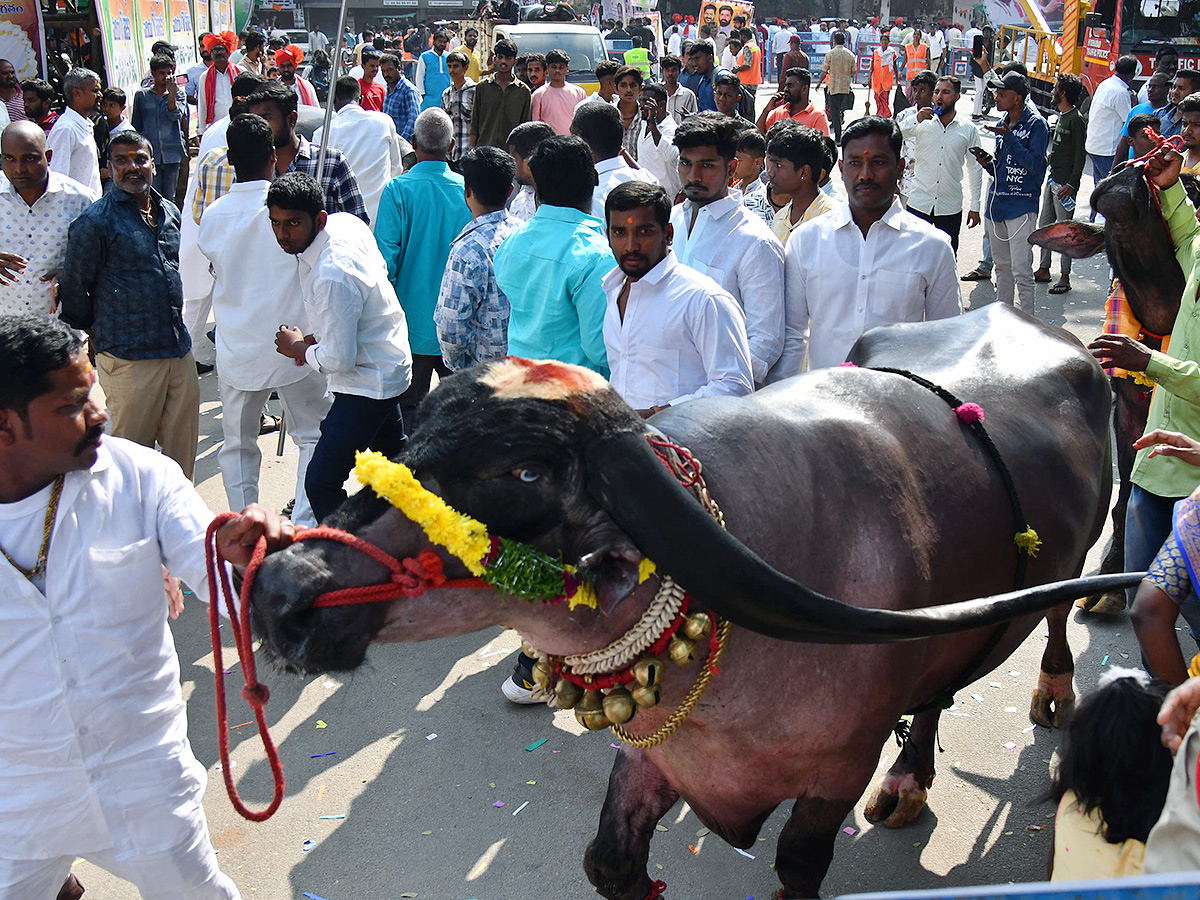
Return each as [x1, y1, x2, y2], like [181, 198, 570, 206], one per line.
[1075, 590, 1127, 615]
[863, 772, 928, 828]
[1030, 671, 1075, 728]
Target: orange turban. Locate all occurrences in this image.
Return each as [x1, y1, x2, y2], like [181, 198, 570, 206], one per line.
[203, 31, 237, 55]
[275, 44, 304, 68]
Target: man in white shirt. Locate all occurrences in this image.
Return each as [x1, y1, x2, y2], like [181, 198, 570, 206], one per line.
[946, 22, 964, 50]
[771, 23, 795, 80]
[775, 115, 960, 376]
[0, 312, 294, 900]
[198, 113, 331, 528]
[46, 68, 102, 199]
[271, 172, 413, 523]
[602, 180, 752, 414]
[570, 101, 658, 218]
[309, 26, 330, 55]
[197, 33, 241, 134]
[636, 83, 681, 198]
[1085, 55, 1136, 192]
[898, 74, 982, 254]
[927, 24, 946, 75]
[671, 111, 785, 386]
[314, 76, 401, 227]
[661, 55, 698, 121]
[0, 123, 96, 317]
[505, 120, 554, 221]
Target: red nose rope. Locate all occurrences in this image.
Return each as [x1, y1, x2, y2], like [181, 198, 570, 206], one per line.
[203, 516, 486, 821]
[1129, 127, 1186, 218]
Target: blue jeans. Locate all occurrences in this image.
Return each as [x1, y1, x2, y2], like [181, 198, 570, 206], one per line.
[153, 162, 179, 198]
[978, 233, 993, 273]
[1125, 483, 1185, 607]
[305, 392, 406, 523]
[1089, 153, 1115, 221]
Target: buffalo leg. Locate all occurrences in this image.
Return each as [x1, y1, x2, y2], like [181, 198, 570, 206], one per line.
[584, 748, 679, 900]
[1080, 376, 1150, 613]
[863, 708, 940, 828]
[774, 795, 858, 899]
[1031, 602, 1075, 727]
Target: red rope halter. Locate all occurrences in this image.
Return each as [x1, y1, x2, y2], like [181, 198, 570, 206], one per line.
[203, 437, 704, 821]
[204, 517, 486, 820]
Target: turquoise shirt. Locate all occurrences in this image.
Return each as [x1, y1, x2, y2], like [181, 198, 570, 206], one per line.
[374, 160, 470, 357]
[493, 204, 613, 376]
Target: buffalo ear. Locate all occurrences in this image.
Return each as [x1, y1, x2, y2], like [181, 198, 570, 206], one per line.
[1028, 221, 1105, 259]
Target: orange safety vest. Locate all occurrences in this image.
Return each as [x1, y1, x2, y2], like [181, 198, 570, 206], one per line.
[904, 40, 929, 80]
[739, 42, 762, 85]
[871, 47, 895, 92]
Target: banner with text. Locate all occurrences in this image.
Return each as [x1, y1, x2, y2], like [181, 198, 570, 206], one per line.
[0, 0, 47, 80]
[169, 0, 198, 68]
[96, 0, 144, 99]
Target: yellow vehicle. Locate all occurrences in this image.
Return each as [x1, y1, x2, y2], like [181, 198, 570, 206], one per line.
[997, 0, 1062, 110]
[460, 20, 606, 94]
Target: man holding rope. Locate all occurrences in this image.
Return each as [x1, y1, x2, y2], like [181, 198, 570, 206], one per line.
[0, 313, 292, 899]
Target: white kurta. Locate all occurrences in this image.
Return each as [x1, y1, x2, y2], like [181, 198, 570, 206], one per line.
[46, 108, 102, 199]
[602, 252, 753, 409]
[670, 195, 786, 384]
[199, 180, 311, 392]
[0, 439, 215, 861]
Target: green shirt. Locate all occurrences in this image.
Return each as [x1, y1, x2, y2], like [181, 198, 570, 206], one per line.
[1133, 179, 1200, 499]
[469, 75, 532, 148]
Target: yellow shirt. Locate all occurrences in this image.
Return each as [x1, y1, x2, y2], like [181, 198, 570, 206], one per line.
[463, 46, 483, 81]
[771, 189, 837, 245]
[1051, 791, 1145, 881]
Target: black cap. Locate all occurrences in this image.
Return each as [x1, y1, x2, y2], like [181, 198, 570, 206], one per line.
[986, 70, 1029, 96]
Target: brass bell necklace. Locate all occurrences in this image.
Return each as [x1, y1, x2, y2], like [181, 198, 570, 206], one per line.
[0, 475, 64, 583]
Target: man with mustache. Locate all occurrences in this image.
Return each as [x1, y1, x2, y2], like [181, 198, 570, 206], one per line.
[602, 180, 752, 417]
[0, 311, 291, 900]
[58, 132, 201, 480]
[773, 115, 960, 377]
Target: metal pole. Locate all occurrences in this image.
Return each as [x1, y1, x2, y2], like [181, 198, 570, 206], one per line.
[316, 0, 352, 182]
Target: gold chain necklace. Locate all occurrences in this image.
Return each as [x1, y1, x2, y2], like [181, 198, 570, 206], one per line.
[0, 476, 65, 582]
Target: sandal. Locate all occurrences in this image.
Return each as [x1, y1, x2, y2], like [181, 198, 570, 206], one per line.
[1048, 282, 1072, 294]
[259, 414, 282, 435]
[1033, 268, 1052, 283]
[960, 267, 992, 281]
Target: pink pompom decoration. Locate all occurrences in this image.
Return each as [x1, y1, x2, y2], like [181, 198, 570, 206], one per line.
[954, 402, 985, 424]
[838, 362, 858, 368]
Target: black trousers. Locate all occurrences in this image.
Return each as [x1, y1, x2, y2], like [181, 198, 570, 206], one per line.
[825, 91, 854, 142]
[908, 207, 963, 255]
[398, 353, 452, 436]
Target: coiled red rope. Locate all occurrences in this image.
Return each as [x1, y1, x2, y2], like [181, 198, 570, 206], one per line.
[203, 514, 486, 821]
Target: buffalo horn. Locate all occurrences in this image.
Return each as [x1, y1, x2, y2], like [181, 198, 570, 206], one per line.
[584, 431, 1144, 644]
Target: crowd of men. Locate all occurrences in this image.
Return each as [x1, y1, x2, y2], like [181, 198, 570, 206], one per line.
[11, 9, 1200, 896]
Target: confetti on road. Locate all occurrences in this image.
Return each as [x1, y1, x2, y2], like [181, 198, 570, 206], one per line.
[688, 844, 699, 854]
[310, 752, 336, 758]
[697, 827, 710, 837]
[317, 784, 326, 801]
[1023, 724, 1037, 734]
[316, 720, 327, 729]
[1008, 670, 1020, 677]
[512, 801, 529, 816]
[988, 682, 1002, 688]
[426, 733, 437, 741]
[230, 721, 253, 730]
[843, 827, 857, 835]
[1005, 707, 1018, 712]
[421, 830, 433, 835]
[492, 801, 505, 808]
[1102, 655, 1110, 665]
[1002, 741, 1018, 750]
[318, 815, 345, 820]
[971, 693, 985, 703]
[400, 894, 418, 898]
[301, 840, 315, 852]
[526, 780, 536, 785]
[611, 743, 621, 748]
[1027, 825, 1046, 831]
[302, 893, 328, 900]
[735, 848, 756, 859]
[525, 738, 548, 751]
[655, 824, 670, 832]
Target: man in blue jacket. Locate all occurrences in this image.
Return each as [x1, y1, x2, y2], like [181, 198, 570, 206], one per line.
[972, 70, 1048, 313]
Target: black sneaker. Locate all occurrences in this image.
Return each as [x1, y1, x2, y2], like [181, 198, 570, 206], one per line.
[501, 652, 541, 704]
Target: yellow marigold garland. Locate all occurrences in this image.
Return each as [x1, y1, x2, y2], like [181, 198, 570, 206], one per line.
[353, 451, 656, 608]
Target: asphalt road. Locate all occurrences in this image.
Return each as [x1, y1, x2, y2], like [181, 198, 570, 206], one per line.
[73, 83, 1150, 899]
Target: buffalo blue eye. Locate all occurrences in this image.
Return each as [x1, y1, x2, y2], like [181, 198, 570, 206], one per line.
[517, 469, 540, 483]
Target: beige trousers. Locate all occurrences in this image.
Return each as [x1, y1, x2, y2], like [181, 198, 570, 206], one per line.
[96, 352, 201, 481]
